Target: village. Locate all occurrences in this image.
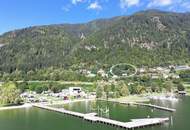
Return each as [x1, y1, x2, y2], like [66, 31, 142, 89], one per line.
[15, 65, 189, 105]
[80, 65, 190, 79]
[20, 86, 96, 104]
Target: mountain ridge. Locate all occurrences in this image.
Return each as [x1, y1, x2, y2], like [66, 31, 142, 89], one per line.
[0, 9, 190, 73]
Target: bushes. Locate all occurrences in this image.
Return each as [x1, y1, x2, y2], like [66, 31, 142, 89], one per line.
[0, 82, 22, 105]
[17, 81, 28, 93]
[35, 86, 44, 94]
[130, 85, 146, 94]
[163, 81, 173, 92]
[50, 86, 60, 93]
[177, 83, 185, 91]
[96, 81, 130, 98]
[96, 84, 104, 98]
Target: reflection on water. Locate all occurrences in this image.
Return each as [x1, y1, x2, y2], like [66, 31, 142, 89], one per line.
[53, 100, 173, 122]
[0, 97, 190, 130]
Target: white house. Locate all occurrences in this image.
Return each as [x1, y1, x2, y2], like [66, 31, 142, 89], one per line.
[69, 87, 82, 96]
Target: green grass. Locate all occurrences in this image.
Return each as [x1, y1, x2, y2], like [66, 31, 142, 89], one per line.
[183, 82, 190, 95]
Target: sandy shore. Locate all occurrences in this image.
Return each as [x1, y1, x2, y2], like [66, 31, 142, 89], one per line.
[0, 104, 32, 111]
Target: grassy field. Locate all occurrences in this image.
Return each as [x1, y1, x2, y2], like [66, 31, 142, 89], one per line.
[113, 95, 150, 102]
[101, 95, 150, 103]
[183, 82, 190, 96]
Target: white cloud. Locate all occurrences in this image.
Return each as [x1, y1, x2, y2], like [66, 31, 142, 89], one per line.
[62, 5, 71, 12]
[120, 0, 140, 9]
[181, 1, 190, 10]
[147, 0, 173, 7]
[147, 0, 190, 12]
[87, 2, 102, 10]
[71, 0, 84, 5]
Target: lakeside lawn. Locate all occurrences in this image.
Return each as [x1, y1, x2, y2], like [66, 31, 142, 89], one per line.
[100, 95, 150, 103]
[111, 95, 150, 102]
[183, 82, 190, 96]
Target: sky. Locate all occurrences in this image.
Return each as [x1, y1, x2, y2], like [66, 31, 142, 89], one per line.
[0, 0, 190, 34]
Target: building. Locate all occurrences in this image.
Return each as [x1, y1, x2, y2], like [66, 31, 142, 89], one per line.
[175, 65, 190, 71]
[69, 87, 82, 96]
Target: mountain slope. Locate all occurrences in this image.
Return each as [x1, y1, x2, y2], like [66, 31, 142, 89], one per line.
[70, 10, 190, 67]
[0, 10, 190, 73]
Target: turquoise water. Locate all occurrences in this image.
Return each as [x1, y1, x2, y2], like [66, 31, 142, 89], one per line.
[0, 97, 189, 130]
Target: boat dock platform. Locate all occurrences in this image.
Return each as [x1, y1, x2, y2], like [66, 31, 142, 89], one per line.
[98, 99, 176, 112]
[33, 104, 169, 129]
[120, 102, 176, 112]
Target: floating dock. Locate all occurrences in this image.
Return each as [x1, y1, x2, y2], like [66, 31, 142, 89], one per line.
[120, 102, 176, 112]
[33, 104, 169, 129]
[99, 99, 176, 112]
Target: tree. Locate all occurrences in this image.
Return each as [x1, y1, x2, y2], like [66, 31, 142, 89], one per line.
[0, 82, 22, 105]
[35, 86, 44, 94]
[136, 85, 146, 94]
[177, 83, 185, 91]
[150, 82, 160, 93]
[96, 83, 104, 98]
[51, 86, 60, 93]
[104, 85, 111, 99]
[117, 81, 130, 96]
[120, 86, 130, 96]
[164, 81, 173, 92]
[17, 81, 28, 93]
[131, 84, 146, 94]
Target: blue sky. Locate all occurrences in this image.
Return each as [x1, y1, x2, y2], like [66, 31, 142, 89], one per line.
[0, 0, 190, 34]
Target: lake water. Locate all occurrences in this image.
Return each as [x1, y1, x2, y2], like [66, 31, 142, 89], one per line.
[0, 97, 189, 130]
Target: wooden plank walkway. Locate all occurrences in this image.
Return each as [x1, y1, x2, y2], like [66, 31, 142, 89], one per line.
[98, 99, 176, 112]
[32, 104, 169, 129]
[120, 102, 176, 112]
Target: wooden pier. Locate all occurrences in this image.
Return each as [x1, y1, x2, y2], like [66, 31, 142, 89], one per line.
[99, 99, 176, 112]
[120, 102, 176, 112]
[33, 104, 169, 129]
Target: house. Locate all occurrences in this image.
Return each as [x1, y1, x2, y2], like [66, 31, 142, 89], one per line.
[69, 87, 82, 96]
[151, 74, 160, 79]
[139, 68, 146, 73]
[86, 73, 96, 78]
[162, 73, 169, 79]
[97, 69, 108, 77]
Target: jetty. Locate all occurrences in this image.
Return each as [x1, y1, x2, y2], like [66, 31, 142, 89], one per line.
[98, 99, 176, 112]
[33, 104, 169, 129]
[120, 102, 176, 112]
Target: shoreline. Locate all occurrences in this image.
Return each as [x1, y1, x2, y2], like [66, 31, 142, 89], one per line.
[0, 93, 187, 111]
[34, 98, 96, 106]
[98, 95, 150, 103]
[0, 99, 95, 111]
[0, 103, 32, 111]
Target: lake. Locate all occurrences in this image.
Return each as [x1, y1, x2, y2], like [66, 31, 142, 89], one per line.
[0, 97, 190, 130]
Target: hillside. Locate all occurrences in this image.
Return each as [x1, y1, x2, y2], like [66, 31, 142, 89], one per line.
[0, 10, 190, 73]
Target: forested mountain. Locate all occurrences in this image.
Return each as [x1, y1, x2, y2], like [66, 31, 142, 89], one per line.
[0, 10, 190, 73]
